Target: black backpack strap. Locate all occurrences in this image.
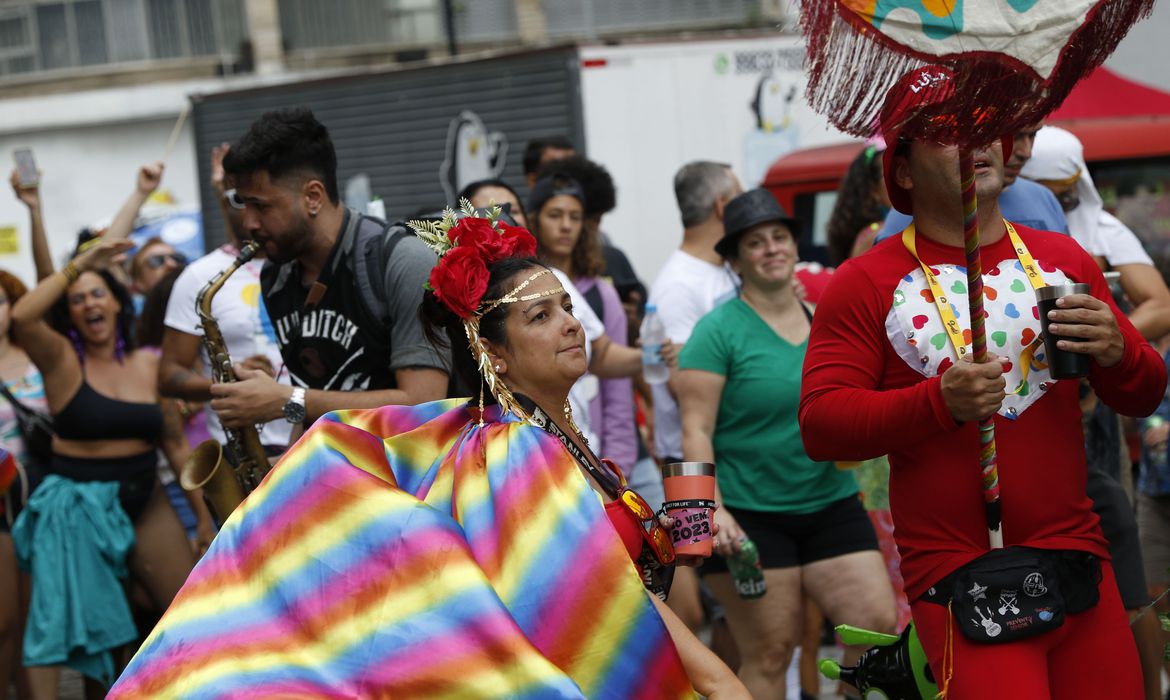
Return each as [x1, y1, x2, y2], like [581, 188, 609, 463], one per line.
[351, 211, 411, 331]
[0, 381, 34, 418]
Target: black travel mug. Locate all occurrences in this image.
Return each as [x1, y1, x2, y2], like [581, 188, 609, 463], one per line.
[1036, 283, 1091, 380]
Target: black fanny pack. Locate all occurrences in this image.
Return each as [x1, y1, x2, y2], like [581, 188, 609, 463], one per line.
[920, 547, 1101, 644]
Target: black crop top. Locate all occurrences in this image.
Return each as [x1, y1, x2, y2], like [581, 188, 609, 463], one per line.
[53, 381, 163, 443]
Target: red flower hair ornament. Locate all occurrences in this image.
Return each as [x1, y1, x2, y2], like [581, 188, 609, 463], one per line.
[410, 200, 538, 320]
[408, 200, 559, 426]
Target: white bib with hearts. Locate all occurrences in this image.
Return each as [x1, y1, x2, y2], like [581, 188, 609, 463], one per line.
[885, 256, 1071, 420]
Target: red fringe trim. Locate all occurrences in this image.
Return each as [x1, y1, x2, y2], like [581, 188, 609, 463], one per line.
[799, 0, 1156, 148]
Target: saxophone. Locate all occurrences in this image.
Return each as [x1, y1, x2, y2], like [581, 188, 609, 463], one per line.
[179, 240, 271, 523]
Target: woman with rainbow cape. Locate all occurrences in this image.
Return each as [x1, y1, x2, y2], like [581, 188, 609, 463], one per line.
[109, 203, 748, 699]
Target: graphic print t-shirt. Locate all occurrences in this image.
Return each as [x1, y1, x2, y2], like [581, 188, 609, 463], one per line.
[261, 212, 444, 392]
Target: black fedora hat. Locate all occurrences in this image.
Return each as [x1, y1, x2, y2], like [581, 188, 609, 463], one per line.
[715, 189, 800, 258]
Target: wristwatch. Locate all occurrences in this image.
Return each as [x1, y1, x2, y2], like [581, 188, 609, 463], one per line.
[283, 387, 307, 424]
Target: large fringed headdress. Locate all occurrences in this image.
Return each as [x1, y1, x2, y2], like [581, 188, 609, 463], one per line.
[800, 1, 1155, 150]
[410, 200, 557, 423]
[796, 1, 1154, 556]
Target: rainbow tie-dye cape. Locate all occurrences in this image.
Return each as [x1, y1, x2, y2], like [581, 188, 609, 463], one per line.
[109, 400, 696, 699]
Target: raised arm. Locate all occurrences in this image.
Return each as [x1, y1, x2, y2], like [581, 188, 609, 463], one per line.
[11, 239, 134, 403]
[105, 162, 164, 243]
[9, 170, 53, 280]
[209, 143, 245, 245]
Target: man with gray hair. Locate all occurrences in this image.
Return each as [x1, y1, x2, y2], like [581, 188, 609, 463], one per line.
[649, 162, 742, 466]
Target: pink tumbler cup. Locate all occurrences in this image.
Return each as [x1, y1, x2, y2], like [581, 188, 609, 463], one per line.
[662, 461, 717, 557]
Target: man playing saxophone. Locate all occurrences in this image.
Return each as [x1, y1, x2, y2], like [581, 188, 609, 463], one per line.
[206, 109, 450, 428]
[158, 144, 293, 484]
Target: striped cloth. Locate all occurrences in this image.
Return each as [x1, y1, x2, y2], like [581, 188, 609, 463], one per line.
[110, 400, 695, 699]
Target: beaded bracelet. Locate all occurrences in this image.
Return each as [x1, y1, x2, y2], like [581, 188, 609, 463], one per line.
[62, 261, 80, 284]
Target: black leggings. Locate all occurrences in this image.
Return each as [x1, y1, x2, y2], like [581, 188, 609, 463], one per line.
[49, 451, 158, 522]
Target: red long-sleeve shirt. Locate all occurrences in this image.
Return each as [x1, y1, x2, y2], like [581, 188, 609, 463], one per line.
[799, 224, 1166, 600]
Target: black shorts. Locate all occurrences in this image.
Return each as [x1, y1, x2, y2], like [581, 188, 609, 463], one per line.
[701, 495, 879, 574]
[49, 451, 158, 522]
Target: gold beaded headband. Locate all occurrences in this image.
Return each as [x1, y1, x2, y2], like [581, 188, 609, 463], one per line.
[408, 200, 574, 427]
[465, 268, 565, 424]
[478, 269, 562, 315]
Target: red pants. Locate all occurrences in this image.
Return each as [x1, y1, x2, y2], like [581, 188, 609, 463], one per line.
[910, 561, 1141, 699]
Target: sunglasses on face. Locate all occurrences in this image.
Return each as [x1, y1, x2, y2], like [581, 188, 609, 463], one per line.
[603, 458, 676, 566]
[224, 188, 246, 210]
[144, 252, 187, 270]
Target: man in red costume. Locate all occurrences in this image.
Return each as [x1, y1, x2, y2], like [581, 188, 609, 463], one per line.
[799, 65, 1165, 699]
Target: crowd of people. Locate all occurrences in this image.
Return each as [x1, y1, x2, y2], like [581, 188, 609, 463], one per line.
[0, 63, 1165, 699]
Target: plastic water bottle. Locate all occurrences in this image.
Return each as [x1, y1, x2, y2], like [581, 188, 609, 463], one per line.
[641, 304, 669, 385]
[726, 538, 767, 599]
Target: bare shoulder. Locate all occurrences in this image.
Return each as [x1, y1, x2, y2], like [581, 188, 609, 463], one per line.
[129, 347, 161, 374]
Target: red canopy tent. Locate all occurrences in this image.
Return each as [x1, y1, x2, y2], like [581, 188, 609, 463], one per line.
[1052, 66, 1170, 120]
[1051, 66, 1170, 161]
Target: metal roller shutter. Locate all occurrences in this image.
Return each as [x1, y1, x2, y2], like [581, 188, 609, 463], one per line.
[192, 46, 584, 250]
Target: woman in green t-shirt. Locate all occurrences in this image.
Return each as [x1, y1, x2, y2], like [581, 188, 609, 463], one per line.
[678, 189, 896, 699]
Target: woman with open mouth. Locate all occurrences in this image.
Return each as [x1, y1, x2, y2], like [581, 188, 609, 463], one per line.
[9, 236, 197, 698]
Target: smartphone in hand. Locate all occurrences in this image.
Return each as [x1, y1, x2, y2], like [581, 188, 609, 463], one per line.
[13, 148, 37, 187]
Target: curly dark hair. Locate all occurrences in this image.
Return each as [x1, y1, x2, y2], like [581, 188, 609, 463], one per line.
[826, 146, 886, 266]
[534, 155, 616, 219]
[223, 107, 339, 204]
[421, 257, 547, 401]
[51, 269, 138, 357]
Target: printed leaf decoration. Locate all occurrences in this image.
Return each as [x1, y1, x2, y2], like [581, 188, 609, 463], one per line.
[409, 197, 505, 258]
